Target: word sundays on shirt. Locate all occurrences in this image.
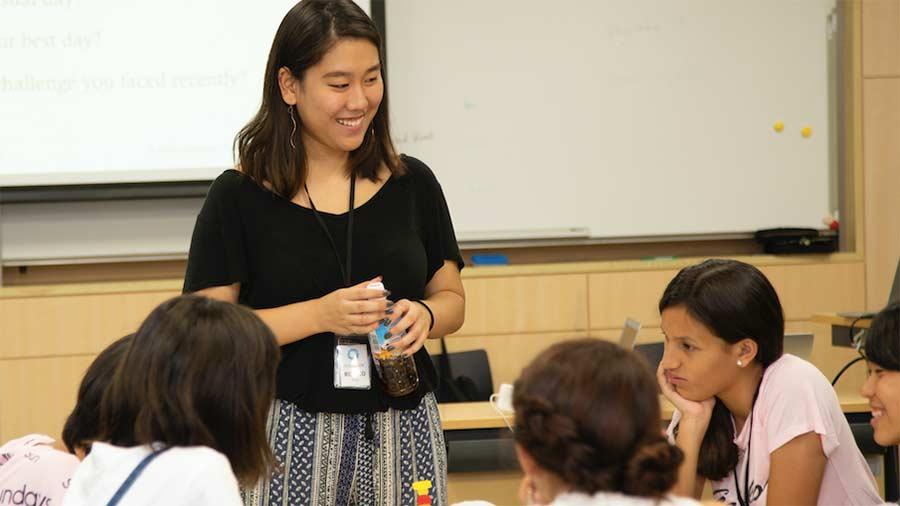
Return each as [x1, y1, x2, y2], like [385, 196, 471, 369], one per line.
[0, 481, 63, 506]
[713, 478, 768, 506]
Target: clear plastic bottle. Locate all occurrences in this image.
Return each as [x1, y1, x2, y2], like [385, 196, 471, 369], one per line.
[367, 282, 419, 397]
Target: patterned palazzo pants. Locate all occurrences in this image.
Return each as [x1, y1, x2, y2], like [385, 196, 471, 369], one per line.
[242, 392, 448, 506]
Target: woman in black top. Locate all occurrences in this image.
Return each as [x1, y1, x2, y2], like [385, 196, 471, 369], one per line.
[183, 1, 466, 504]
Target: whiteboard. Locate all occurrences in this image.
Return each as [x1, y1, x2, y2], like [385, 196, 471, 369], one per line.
[386, 0, 836, 239]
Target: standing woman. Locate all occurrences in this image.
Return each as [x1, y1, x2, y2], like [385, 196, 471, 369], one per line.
[183, 1, 465, 505]
[657, 259, 880, 505]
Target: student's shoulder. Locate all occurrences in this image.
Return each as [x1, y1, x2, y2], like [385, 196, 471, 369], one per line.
[765, 354, 828, 384]
[164, 445, 231, 469]
[0, 433, 53, 454]
[762, 354, 836, 401]
[173, 447, 242, 503]
[157, 447, 234, 482]
[0, 433, 78, 468]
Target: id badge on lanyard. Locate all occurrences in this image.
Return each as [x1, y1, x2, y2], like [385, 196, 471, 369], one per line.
[334, 336, 371, 389]
[306, 174, 373, 390]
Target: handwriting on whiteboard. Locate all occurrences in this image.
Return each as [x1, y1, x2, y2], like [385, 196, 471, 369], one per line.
[393, 131, 434, 144]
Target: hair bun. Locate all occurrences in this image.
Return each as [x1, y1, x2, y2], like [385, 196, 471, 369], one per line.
[622, 439, 684, 497]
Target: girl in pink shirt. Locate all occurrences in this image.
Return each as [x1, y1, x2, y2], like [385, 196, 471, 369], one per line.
[0, 434, 79, 506]
[659, 259, 881, 505]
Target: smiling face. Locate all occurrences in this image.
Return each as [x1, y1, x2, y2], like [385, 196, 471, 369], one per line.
[282, 37, 383, 157]
[660, 305, 744, 402]
[861, 360, 900, 446]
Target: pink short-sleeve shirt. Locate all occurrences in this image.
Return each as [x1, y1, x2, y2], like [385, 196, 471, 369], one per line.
[0, 434, 80, 506]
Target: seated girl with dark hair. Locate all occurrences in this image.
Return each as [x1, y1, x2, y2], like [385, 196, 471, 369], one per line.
[860, 302, 900, 499]
[64, 295, 281, 506]
[659, 259, 881, 505]
[461, 338, 698, 506]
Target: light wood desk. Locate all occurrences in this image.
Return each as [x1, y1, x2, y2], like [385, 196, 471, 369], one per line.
[439, 395, 872, 431]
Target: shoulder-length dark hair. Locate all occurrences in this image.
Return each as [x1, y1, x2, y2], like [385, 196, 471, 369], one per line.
[659, 258, 785, 480]
[62, 334, 133, 454]
[513, 338, 684, 497]
[236, 0, 404, 199]
[99, 295, 280, 486]
[865, 301, 900, 371]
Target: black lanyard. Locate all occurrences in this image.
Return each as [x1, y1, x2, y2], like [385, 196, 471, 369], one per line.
[305, 173, 356, 287]
[734, 377, 764, 506]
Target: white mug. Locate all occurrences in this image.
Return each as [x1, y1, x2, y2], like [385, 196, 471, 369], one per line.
[495, 383, 514, 413]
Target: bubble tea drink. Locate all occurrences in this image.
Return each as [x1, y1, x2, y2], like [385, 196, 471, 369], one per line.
[367, 282, 419, 396]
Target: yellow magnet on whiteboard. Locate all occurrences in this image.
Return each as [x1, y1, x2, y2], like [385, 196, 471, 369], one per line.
[801, 126, 812, 138]
[773, 121, 784, 133]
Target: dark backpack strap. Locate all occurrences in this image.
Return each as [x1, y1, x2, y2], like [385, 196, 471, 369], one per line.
[106, 446, 171, 506]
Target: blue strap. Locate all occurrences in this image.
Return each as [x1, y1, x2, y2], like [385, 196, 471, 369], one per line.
[106, 446, 170, 506]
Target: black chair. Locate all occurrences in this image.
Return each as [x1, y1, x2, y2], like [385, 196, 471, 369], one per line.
[429, 347, 493, 403]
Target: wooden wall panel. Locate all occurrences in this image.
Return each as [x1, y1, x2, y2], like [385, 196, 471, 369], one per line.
[0, 290, 176, 359]
[862, 78, 900, 309]
[758, 262, 866, 318]
[0, 355, 94, 443]
[587, 262, 866, 330]
[587, 270, 678, 329]
[457, 275, 588, 336]
[863, 0, 900, 76]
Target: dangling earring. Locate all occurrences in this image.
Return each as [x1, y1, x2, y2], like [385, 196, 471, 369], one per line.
[288, 104, 297, 150]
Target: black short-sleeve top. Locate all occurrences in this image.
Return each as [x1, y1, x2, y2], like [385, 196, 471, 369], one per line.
[183, 155, 464, 413]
